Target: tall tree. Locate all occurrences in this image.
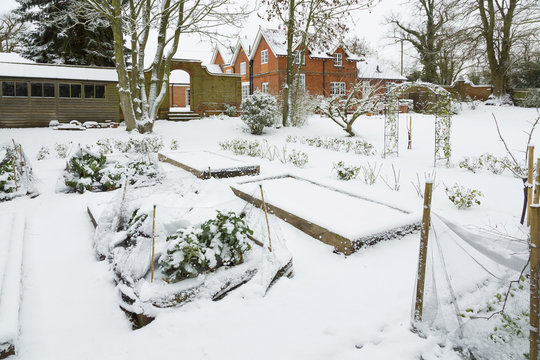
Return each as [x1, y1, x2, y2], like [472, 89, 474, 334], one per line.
[464, 0, 540, 96]
[78, 0, 247, 133]
[388, 0, 464, 84]
[15, 0, 116, 66]
[0, 12, 26, 53]
[261, 0, 376, 127]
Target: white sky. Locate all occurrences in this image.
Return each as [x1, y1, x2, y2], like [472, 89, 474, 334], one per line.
[0, 0, 415, 75]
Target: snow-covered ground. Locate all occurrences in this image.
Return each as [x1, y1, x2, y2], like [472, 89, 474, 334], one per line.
[0, 104, 538, 359]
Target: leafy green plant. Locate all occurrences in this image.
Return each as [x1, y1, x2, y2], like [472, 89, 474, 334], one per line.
[63, 151, 107, 193]
[55, 142, 72, 158]
[445, 184, 483, 209]
[287, 150, 309, 167]
[333, 161, 361, 180]
[160, 211, 253, 283]
[36, 146, 50, 160]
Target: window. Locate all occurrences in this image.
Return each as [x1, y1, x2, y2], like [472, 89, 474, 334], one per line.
[295, 51, 305, 65]
[240, 62, 246, 75]
[262, 82, 269, 94]
[297, 74, 305, 91]
[2, 82, 30, 97]
[242, 82, 250, 98]
[185, 89, 190, 106]
[329, 82, 346, 96]
[226, 69, 232, 74]
[31, 82, 55, 97]
[334, 53, 342, 67]
[59, 83, 82, 98]
[261, 49, 268, 64]
[84, 84, 106, 99]
[362, 81, 372, 99]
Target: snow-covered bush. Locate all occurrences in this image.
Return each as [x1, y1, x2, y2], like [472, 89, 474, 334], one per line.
[333, 161, 360, 180]
[170, 139, 180, 150]
[63, 150, 108, 193]
[36, 146, 50, 160]
[445, 184, 483, 209]
[522, 89, 540, 108]
[287, 150, 309, 167]
[288, 89, 319, 127]
[224, 104, 237, 117]
[287, 136, 376, 156]
[0, 153, 18, 197]
[113, 136, 164, 153]
[459, 156, 482, 173]
[160, 211, 252, 283]
[241, 91, 278, 135]
[55, 142, 72, 158]
[459, 153, 506, 175]
[360, 162, 382, 185]
[219, 139, 262, 157]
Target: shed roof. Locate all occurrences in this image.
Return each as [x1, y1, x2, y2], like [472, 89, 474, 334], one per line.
[0, 52, 118, 82]
[357, 57, 406, 81]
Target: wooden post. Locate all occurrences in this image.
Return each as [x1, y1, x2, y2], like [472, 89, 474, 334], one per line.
[535, 158, 540, 206]
[12, 160, 18, 192]
[531, 204, 540, 360]
[122, 178, 128, 201]
[408, 116, 412, 150]
[414, 181, 433, 322]
[259, 185, 273, 252]
[528, 146, 535, 226]
[151, 205, 156, 282]
[208, 167, 212, 179]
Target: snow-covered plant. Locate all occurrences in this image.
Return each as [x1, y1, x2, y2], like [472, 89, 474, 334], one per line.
[333, 161, 360, 180]
[95, 138, 115, 154]
[445, 184, 483, 209]
[523, 89, 540, 108]
[287, 150, 309, 167]
[63, 150, 107, 193]
[241, 91, 278, 135]
[360, 162, 382, 185]
[459, 156, 483, 173]
[170, 139, 180, 150]
[219, 139, 262, 157]
[380, 164, 401, 191]
[36, 146, 50, 160]
[55, 142, 72, 158]
[224, 104, 237, 117]
[0, 149, 19, 197]
[160, 211, 252, 283]
[318, 81, 384, 136]
[296, 136, 376, 156]
[286, 135, 298, 143]
[479, 153, 505, 175]
[288, 88, 318, 127]
[111, 136, 164, 153]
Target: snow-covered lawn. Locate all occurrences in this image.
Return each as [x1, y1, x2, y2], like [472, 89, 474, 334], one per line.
[0, 104, 538, 359]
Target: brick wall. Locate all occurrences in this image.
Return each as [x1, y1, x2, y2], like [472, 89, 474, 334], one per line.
[442, 79, 492, 101]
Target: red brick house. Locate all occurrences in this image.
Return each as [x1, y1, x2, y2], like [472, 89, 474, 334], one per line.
[356, 57, 407, 98]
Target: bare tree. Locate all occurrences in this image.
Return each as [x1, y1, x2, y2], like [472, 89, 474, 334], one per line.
[0, 12, 26, 53]
[261, 0, 376, 127]
[76, 0, 248, 133]
[464, 0, 540, 97]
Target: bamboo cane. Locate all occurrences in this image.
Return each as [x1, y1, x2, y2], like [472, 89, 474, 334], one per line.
[414, 181, 433, 323]
[535, 158, 540, 206]
[259, 185, 273, 252]
[151, 205, 156, 282]
[12, 159, 18, 192]
[531, 204, 540, 360]
[208, 167, 212, 179]
[122, 178, 128, 201]
[80, 146, 86, 178]
[528, 146, 535, 226]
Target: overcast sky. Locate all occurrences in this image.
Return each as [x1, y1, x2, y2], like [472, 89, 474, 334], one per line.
[0, 0, 414, 71]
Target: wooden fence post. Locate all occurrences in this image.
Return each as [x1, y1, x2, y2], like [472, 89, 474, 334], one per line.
[531, 204, 540, 360]
[535, 158, 540, 206]
[528, 146, 535, 226]
[414, 181, 433, 323]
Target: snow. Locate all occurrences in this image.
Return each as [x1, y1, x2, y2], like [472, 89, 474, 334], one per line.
[0, 60, 118, 82]
[357, 56, 407, 81]
[161, 150, 259, 172]
[0, 103, 538, 359]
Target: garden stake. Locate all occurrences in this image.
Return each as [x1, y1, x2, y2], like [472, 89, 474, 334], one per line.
[19, 144, 24, 170]
[122, 178, 128, 201]
[414, 180, 433, 323]
[530, 204, 540, 360]
[408, 116, 412, 150]
[259, 185, 273, 252]
[151, 205, 156, 282]
[208, 167, 212, 178]
[535, 158, 540, 206]
[12, 159, 18, 192]
[528, 146, 535, 226]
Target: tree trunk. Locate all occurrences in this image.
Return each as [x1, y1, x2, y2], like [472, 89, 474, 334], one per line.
[282, 0, 295, 127]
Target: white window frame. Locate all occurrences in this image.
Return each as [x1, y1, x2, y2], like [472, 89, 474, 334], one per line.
[240, 62, 246, 75]
[329, 82, 346, 96]
[226, 69, 232, 74]
[185, 89, 190, 106]
[262, 82, 269, 94]
[298, 74, 305, 91]
[362, 81, 371, 99]
[295, 51, 305, 65]
[334, 53, 342, 67]
[261, 49, 268, 64]
[242, 82, 250, 98]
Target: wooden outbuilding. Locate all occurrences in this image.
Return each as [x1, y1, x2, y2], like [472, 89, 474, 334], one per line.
[0, 55, 120, 128]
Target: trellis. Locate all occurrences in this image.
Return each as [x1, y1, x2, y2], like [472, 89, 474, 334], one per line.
[383, 82, 453, 166]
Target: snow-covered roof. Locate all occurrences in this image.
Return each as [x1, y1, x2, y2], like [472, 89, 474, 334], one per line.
[210, 45, 232, 65]
[228, 37, 253, 66]
[0, 53, 118, 82]
[357, 57, 406, 81]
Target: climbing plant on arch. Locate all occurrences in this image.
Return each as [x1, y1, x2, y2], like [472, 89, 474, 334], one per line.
[384, 82, 453, 166]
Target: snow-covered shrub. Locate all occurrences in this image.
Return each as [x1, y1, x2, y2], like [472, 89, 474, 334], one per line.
[459, 156, 482, 173]
[445, 184, 483, 209]
[55, 142, 72, 158]
[459, 154, 506, 175]
[289, 89, 319, 127]
[287, 149, 309, 167]
[36, 146, 50, 160]
[219, 139, 262, 157]
[224, 104, 237, 117]
[522, 89, 540, 108]
[0, 153, 18, 197]
[286, 135, 298, 143]
[95, 138, 115, 154]
[333, 161, 360, 180]
[241, 91, 278, 135]
[160, 211, 252, 283]
[360, 162, 382, 185]
[64, 151, 108, 193]
[290, 136, 376, 156]
[170, 139, 180, 150]
[111, 136, 164, 153]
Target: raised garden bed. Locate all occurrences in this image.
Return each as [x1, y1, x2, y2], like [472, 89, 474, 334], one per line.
[231, 175, 421, 255]
[158, 151, 260, 179]
[0, 212, 25, 359]
[88, 180, 292, 329]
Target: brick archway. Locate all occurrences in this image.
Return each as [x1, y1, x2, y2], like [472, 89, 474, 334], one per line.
[160, 59, 242, 116]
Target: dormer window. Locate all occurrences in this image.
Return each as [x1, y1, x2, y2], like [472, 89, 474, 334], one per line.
[261, 49, 268, 64]
[240, 62, 246, 75]
[334, 53, 342, 67]
[295, 51, 305, 65]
